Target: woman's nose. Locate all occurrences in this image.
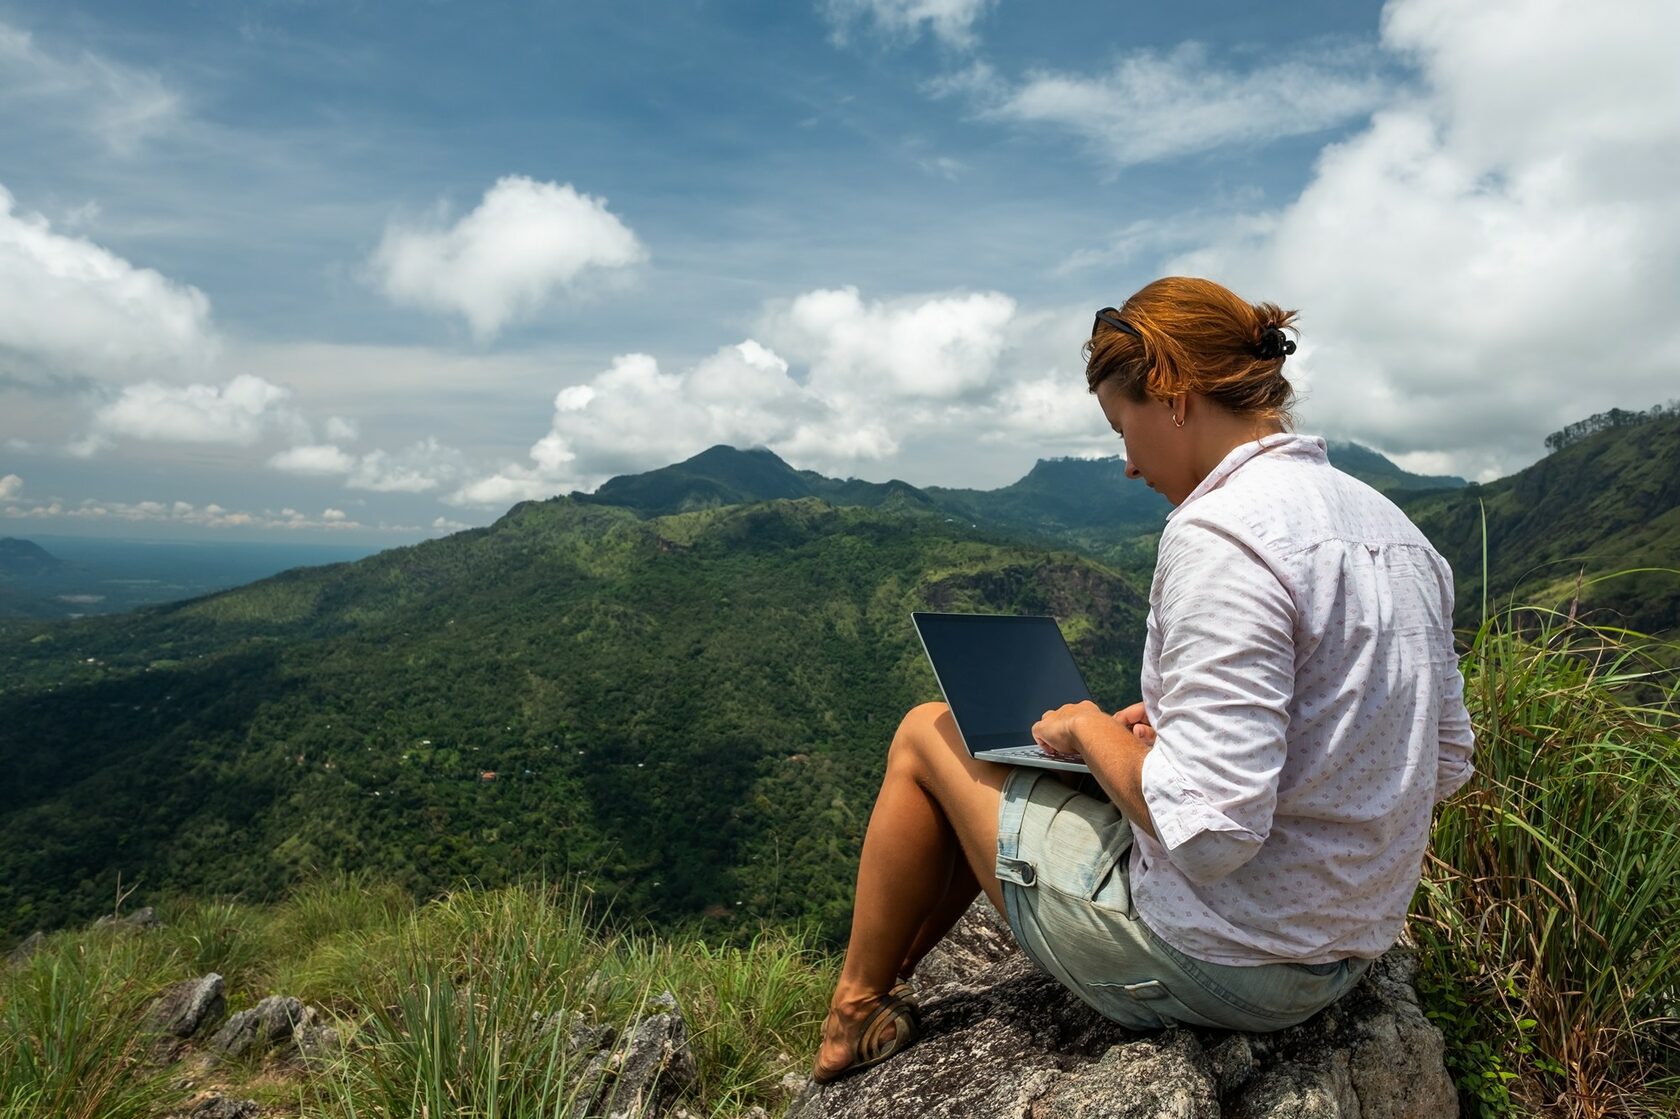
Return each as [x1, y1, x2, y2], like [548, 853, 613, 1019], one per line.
[1124, 460, 1142, 479]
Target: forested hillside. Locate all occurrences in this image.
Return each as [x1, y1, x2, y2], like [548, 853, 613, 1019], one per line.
[0, 497, 1147, 941]
[1404, 414, 1680, 635]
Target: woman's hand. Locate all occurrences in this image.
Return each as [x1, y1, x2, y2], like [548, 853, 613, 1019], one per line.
[1031, 700, 1110, 758]
[1113, 701, 1157, 747]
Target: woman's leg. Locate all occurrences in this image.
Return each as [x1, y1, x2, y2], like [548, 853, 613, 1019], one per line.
[816, 702, 1009, 1076]
[898, 857, 979, 982]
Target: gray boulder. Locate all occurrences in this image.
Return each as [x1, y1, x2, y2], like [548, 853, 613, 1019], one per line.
[147, 974, 227, 1039]
[207, 994, 308, 1060]
[571, 991, 700, 1119]
[790, 902, 1457, 1119]
[95, 905, 162, 930]
[6, 930, 45, 967]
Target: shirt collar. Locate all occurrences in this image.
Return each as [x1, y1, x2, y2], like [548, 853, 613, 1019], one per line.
[1166, 433, 1327, 520]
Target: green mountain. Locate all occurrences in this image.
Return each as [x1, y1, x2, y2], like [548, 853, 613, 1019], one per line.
[1324, 441, 1466, 494]
[576, 440, 1460, 549]
[0, 538, 67, 578]
[0, 497, 1147, 941]
[1403, 414, 1680, 635]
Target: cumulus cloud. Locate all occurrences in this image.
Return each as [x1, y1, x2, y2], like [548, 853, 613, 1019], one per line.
[0, 473, 20, 499]
[446, 290, 1115, 508]
[0, 184, 217, 383]
[821, 0, 995, 48]
[324, 415, 359, 441]
[0, 21, 182, 153]
[348, 437, 464, 493]
[88, 374, 295, 447]
[370, 176, 646, 339]
[760, 286, 1017, 402]
[447, 342, 826, 506]
[268, 436, 464, 493]
[0, 494, 378, 532]
[1170, 0, 1680, 476]
[269, 443, 356, 475]
[955, 41, 1388, 168]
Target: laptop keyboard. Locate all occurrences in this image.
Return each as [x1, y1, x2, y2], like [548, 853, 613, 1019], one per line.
[986, 744, 1078, 763]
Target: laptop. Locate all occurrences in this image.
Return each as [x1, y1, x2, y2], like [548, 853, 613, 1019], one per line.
[911, 611, 1093, 774]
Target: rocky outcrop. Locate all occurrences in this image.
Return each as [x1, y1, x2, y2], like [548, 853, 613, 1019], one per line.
[208, 995, 308, 1060]
[148, 974, 227, 1039]
[565, 990, 701, 1119]
[95, 905, 162, 930]
[790, 903, 1457, 1119]
[6, 930, 45, 966]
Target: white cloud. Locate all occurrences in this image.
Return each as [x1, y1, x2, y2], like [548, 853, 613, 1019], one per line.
[971, 41, 1388, 168]
[0, 473, 20, 499]
[446, 290, 1116, 508]
[267, 436, 463, 493]
[348, 437, 464, 493]
[447, 342, 824, 506]
[0, 184, 217, 383]
[324, 415, 359, 441]
[1, 493, 380, 532]
[89, 374, 294, 447]
[822, 0, 994, 49]
[760, 286, 1017, 402]
[0, 21, 182, 153]
[65, 433, 111, 459]
[370, 176, 646, 339]
[1171, 0, 1680, 475]
[269, 443, 356, 475]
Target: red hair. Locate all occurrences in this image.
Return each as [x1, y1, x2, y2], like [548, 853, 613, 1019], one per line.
[1084, 276, 1299, 421]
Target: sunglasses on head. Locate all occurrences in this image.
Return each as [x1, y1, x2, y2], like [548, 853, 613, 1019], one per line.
[1092, 307, 1141, 340]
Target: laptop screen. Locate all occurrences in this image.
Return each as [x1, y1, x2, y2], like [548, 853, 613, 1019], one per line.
[912, 612, 1093, 753]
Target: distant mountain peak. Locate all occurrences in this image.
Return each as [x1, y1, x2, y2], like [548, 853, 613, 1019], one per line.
[0, 538, 68, 577]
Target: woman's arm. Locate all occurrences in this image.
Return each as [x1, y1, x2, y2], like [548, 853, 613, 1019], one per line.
[1032, 703, 1160, 840]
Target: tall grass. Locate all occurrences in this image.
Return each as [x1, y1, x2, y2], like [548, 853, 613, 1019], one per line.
[314, 881, 832, 1118]
[1413, 607, 1680, 1118]
[0, 931, 188, 1119]
[3, 875, 830, 1119]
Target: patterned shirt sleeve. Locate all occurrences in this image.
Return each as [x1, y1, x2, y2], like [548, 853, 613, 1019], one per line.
[1140, 518, 1295, 886]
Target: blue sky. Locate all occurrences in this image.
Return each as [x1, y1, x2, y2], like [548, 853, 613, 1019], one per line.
[2, 0, 1676, 543]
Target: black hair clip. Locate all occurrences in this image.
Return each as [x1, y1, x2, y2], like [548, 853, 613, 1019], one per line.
[1257, 327, 1297, 359]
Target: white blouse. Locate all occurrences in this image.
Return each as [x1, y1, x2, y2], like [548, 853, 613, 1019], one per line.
[1131, 434, 1475, 966]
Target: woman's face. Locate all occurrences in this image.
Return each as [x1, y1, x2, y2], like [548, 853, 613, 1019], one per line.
[1095, 380, 1196, 505]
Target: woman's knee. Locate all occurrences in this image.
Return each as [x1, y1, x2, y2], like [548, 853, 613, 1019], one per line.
[888, 702, 954, 773]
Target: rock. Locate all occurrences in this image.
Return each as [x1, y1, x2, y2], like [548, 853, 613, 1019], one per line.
[95, 906, 162, 930]
[6, 930, 45, 966]
[207, 994, 308, 1059]
[188, 1097, 260, 1119]
[555, 1009, 617, 1058]
[790, 902, 1457, 1119]
[148, 974, 227, 1039]
[294, 1023, 343, 1063]
[911, 898, 1017, 990]
[575, 990, 700, 1119]
[1032, 1030, 1220, 1118]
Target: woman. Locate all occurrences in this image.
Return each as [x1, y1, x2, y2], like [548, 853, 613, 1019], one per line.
[813, 276, 1476, 1082]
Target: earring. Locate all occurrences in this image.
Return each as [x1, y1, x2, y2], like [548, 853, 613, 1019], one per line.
[1172, 408, 1185, 429]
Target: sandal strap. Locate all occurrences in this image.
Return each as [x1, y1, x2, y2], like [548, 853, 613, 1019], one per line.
[857, 991, 919, 1062]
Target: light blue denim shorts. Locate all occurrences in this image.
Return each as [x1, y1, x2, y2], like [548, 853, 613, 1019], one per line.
[994, 766, 1369, 1032]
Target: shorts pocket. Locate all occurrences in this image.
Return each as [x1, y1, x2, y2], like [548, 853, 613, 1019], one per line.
[1084, 977, 1179, 1029]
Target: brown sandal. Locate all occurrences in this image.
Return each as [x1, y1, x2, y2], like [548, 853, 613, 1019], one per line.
[812, 990, 922, 1085]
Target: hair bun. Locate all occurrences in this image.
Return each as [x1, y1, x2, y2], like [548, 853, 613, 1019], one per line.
[1257, 326, 1297, 359]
